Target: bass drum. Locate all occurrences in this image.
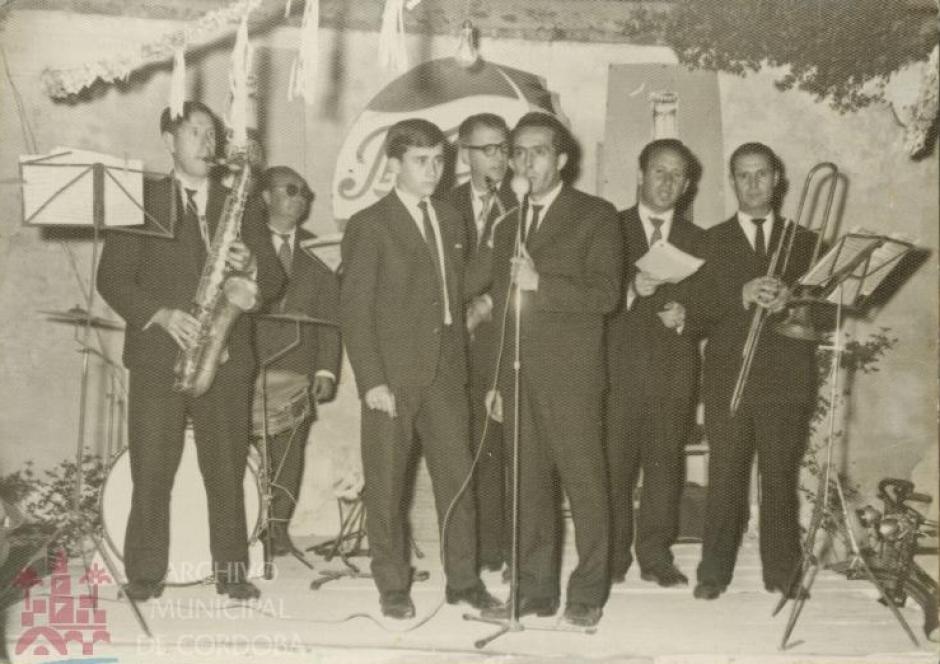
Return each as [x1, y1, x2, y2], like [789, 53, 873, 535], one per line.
[100, 428, 262, 585]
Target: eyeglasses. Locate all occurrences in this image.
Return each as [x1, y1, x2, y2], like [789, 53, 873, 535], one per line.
[465, 143, 510, 157]
[272, 183, 313, 199]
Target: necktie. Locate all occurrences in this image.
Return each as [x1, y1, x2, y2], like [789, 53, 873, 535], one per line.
[525, 204, 543, 249]
[478, 192, 495, 247]
[418, 200, 447, 322]
[752, 217, 767, 258]
[276, 233, 293, 275]
[649, 216, 665, 246]
[185, 187, 209, 249]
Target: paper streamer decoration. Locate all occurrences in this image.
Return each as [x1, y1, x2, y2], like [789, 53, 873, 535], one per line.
[288, 0, 320, 104]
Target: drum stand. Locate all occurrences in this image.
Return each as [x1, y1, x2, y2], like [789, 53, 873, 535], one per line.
[255, 319, 317, 574]
[306, 492, 428, 590]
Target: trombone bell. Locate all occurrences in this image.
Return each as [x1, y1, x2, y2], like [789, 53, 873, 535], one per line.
[774, 304, 822, 342]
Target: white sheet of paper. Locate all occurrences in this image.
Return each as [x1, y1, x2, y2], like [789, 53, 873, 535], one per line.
[20, 147, 144, 227]
[634, 240, 704, 283]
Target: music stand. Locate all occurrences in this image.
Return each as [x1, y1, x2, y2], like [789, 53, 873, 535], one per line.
[17, 149, 153, 637]
[772, 233, 919, 649]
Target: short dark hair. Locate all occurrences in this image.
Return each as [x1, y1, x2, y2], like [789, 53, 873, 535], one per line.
[385, 119, 446, 160]
[638, 139, 693, 173]
[457, 113, 509, 143]
[729, 142, 781, 175]
[260, 165, 308, 191]
[510, 112, 572, 157]
[159, 100, 216, 136]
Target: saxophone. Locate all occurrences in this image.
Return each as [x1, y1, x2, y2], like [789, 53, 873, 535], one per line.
[173, 146, 259, 397]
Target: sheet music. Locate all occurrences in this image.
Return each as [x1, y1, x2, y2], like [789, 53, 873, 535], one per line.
[799, 232, 881, 288]
[20, 147, 144, 227]
[634, 240, 704, 283]
[820, 233, 914, 304]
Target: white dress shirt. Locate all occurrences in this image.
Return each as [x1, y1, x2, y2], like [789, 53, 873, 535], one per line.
[736, 210, 776, 252]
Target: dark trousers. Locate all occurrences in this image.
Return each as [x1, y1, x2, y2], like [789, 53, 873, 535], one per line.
[360, 328, 478, 595]
[606, 392, 692, 577]
[697, 400, 809, 588]
[468, 350, 507, 570]
[124, 364, 254, 583]
[256, 415, 313, 533]
[503, 367, 610, 607]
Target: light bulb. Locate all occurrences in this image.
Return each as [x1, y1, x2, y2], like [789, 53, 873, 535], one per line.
[454, 20, 480, 69]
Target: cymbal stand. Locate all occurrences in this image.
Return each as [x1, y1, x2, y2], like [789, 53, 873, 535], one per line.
[256, 319, 315, 574]
[774, 284, 918, 649]
[463, 202, 596, 649]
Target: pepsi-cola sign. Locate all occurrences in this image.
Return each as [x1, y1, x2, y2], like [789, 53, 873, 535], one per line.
[332, 58, 557, 224]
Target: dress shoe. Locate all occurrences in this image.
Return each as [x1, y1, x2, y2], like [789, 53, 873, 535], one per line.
[216, 579, 261, 600]
[563, 602, 602, 628]
[693, 581, 726, 600]
[123, 580, 164, 601]
[480, 595, 559, 620]
[640, 563, 689, 587]
[481, 560, 503, 573]
[445, 583, 503, 610]
[380, 590, 416, 619]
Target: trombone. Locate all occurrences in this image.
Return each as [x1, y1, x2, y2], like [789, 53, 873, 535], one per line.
[728, 162, 839, 415]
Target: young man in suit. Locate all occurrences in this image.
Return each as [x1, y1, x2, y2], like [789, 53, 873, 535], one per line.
[447, 113, 517, 574]
[606, 139, 704, 588]
[340, 118, 500, 619]
[97, 101, 285, 601]
[479, 112, 623, 628]
[253, 166, 341, 557]
[664, 142, 817, 600]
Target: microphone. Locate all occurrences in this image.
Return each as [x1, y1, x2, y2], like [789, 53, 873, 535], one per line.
[510, 175, 530, 256]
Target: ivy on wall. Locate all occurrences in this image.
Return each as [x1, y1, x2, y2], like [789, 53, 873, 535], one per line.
[631, 0, 938, 114]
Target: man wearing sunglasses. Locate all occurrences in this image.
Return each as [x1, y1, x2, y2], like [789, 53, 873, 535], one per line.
[254, 166, 341, 558]
[448, 113, 518, 577]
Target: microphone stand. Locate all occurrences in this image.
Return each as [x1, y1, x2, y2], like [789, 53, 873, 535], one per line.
[464, 182, 596, 648]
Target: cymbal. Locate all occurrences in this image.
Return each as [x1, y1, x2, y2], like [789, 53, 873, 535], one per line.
[41, 306, 124, 331]
[253, 312, 339, 327]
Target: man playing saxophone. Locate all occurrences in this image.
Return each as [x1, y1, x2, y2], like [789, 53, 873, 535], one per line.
[98, 101, 285, 601]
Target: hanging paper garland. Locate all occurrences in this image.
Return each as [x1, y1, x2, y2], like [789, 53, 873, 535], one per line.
[378, 0, 423, 73]
[41, 0, 263, 99]
[169, 47, 187, 119]
[287, 0, 320, 104]
[227, 15, 254, 149]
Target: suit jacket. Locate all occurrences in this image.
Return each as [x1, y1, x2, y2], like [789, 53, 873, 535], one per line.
[256, 227, 342, 379]
[97, 175, 285, 378]
[607, 206, 705, 400]
[446, 177, 518, 382]
[488, 186, 622, 396]
[340, 191, 468, 396]
[688, 215, 818, 408]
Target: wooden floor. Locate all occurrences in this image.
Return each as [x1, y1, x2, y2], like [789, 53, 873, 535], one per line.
[5, 533, 938, 664]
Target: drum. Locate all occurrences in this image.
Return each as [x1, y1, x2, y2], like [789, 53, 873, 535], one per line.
[252, 369, 311, 438]
[99, 429, 261, 585]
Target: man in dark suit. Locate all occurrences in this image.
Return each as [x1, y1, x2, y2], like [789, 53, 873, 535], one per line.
[606, 139, 704, 588]
[665, 142, 817, 600]
[253, 166, 341, 557]
[340, 118, 500, 620]
[447, 113, 517, 574]
[97, 101, 285, 601]
[479, 113, 622, 628]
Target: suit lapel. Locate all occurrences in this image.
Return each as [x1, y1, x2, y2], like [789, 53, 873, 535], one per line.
[526, 186, 571, 255]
